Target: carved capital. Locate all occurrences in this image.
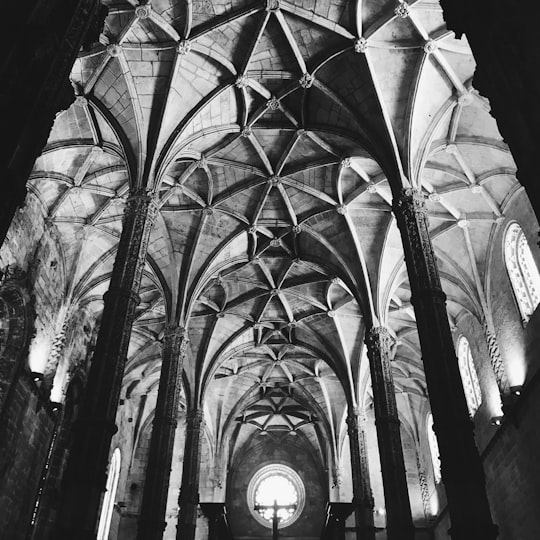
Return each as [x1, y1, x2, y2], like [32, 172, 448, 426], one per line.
[393, 188, 443, 296]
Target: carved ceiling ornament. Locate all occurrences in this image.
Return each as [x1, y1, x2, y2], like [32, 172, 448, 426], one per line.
[394, 1, 411, 18]
[354, 37, 368, 54]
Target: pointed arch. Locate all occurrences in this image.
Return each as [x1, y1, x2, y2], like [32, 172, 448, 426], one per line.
[504, 222, 540, 324]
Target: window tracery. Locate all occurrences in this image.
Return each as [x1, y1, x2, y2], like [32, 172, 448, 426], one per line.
[457, 336, 482, 417]
[504, 222, 540, 323]
[247, 464, 305, 528]
[97, 448, 121, 540]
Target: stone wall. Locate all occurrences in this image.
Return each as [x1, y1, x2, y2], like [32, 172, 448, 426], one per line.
[227, 438, 326, 540]
[0, 371, 56, 539]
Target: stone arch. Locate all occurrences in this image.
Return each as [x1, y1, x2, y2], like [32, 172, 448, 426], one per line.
[0, 269, 34, 412]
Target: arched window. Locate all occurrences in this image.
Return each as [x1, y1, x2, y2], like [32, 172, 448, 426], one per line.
[97, 448, 121, 540]
[247, 464, 305, 528]
[427, 413, 441, 484]
[504, 222, 540, 323]
[457, 336, 482, 417]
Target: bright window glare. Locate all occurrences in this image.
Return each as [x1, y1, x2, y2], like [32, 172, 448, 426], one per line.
[255, 474, 298, 522]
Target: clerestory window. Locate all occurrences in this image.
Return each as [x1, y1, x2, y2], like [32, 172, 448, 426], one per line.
[457, 336, 482, 417]
[504, 222, 540, 324]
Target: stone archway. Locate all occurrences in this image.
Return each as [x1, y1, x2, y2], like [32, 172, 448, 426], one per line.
[0, 267, 33, 412]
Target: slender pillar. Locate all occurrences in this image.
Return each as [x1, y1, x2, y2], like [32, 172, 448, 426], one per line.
[365, 326, 414, 540]
[137, 325, 188, 540]
[393, 187, 498, 540]
[176, 409, 204, 540]
[55, 191, 157, 539]
[346, 407, 375, 540]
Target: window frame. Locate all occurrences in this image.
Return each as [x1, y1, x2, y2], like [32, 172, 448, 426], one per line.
[504, 222, 540, 325]
[457, 336, 482, 417]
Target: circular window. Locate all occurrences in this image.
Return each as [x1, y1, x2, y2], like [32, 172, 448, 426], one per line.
[247, 464, 305, 528]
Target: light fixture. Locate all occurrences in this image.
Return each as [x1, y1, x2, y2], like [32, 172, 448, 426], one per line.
[31, 372, 44, 383]
[260, 429, 268, 436]
[50, 402, 62, 413]
[490, 416, 503, 426]
[510, 385, 523, 397]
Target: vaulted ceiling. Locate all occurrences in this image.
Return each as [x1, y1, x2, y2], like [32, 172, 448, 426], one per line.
[28, 0, 519, 515]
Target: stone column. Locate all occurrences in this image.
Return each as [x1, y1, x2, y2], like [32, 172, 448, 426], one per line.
[137, 326, 188, 540]
[439, 1, 540, 225]
[393, 187, 498, 540]
[42, 320, 68, 399]
[346, 408, 375, 540]
[0, 0, 107, 249]
[365, 326, 414, 540]
[55, 191, 157, 539]
[176, 409, 204, 540]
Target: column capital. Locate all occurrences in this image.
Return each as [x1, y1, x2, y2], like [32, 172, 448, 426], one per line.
[162, 325, 188, 357]
[392, 187, 427, 217]
[125, 189, 159, 219]
[346, 407, 363, 431]
[365, 326, 395, 361]
[392, 188, 444, 300]
[365, 325, 391, 343]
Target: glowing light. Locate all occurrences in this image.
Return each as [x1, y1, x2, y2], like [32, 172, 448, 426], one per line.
[255, 474, 298, 523]
[27, 334, 50, 374]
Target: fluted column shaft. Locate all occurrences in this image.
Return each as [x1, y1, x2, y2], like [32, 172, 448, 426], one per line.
[176, 409, 204, 540]
[346, 408, 375, 540]
[55, 192, 157, 539]
[393, 188, 498, 540]
[365, 327, 414, 540]
[137, 326, 188, 540]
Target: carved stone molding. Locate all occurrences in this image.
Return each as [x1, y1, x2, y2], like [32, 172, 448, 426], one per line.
[365, 326, 414, 540]
[392, 186, 498, 539]
[137, 325, 187, 540]
[176, 409, 205, 540]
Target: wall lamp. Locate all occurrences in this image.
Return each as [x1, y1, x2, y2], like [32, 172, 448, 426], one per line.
[510, 385, 523, 397]
[31, 372, 44, 383]
[490, 416, 503, 426]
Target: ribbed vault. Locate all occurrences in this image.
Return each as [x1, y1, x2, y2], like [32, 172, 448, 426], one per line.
[21, 0, 521, 523]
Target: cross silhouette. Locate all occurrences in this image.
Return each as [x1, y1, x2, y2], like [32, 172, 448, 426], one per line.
[254, 499, 297, 540]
